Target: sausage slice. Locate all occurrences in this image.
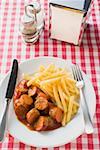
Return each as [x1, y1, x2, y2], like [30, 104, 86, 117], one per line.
[14, 101, 29, 120]
[13, 79, 28, 101]
[47, 117, 61, 130]
[17, 79, 28, 92]
[34, 116, 49, 131]
[49, 107, 63, 123]
[28, 86, 37, 97]
[17, 79, 28, 93]
[19, 94, 33, 105]
[26, 108, 40, 124]
[13, 87, 22, 101]
[37, 92, 48, 99]
[35, 97, 48, 110]
[34, 116, 61, 131]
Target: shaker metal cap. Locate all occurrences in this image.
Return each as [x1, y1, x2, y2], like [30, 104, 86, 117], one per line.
[32, 1, 41, 13]
[26, 1, 41, 15]
[25, 1, 41, 18]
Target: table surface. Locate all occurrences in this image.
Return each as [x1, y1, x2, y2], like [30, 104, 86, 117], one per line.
[0, 0, 100, 149]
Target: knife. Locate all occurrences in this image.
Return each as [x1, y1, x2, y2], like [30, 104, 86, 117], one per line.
[0, 59, 18, 141]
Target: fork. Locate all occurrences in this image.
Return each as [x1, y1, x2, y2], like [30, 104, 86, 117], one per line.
[72, 64, 94, 134]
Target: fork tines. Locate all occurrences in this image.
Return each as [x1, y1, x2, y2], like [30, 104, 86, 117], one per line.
[72, 65, 83, 81]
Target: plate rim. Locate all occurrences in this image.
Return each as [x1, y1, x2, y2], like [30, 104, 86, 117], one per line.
[0, 56, 96, 147]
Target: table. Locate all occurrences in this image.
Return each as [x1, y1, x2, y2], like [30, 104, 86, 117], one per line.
[0, 0, 100, 149]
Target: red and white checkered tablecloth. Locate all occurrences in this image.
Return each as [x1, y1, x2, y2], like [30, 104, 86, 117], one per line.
[0, 0, 100, 149]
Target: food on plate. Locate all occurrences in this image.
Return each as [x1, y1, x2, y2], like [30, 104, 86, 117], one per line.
[17, 79, 28, 92]
[13, 64, 80, 131]
[49, 107, 63, 123]
[34, 116, 49, 131]
[28, 86, 37, 97]
[26, 108, 40, 124]
[14, 99, 29, 120]
[34, 116, 61, 131]
[37, 91, 48, 99]
[19, 94, 33, 105]
[34, 97, 48, 110]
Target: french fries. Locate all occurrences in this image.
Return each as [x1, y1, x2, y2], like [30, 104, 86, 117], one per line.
[61, 77, 70, 96]
[66, 96, 74, 123]
[39, 65, 45, 72]
[53, 84, 63, 110]
[23, 64, 80, 126]
[58, 84, 67, 113]
[62, 113, 67, 126]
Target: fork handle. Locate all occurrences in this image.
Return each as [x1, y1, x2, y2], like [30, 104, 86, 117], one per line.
[80, 89, 94, 134]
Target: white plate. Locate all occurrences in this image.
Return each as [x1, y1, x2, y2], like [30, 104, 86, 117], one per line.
[0, 57, 96, 147]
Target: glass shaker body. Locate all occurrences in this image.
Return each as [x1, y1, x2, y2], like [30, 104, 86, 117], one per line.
[19, 1, 45, 44]
[20, 14, 39, 43]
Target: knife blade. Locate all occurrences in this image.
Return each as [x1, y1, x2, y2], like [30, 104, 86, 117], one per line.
[6, 59, 18, 99]
[0, 59, 18, 141]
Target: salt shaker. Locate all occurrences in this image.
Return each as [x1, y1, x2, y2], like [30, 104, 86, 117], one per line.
[19, 1, 44, 44]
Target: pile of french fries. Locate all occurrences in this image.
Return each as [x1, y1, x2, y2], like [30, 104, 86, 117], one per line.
[23, 64, 80, 126]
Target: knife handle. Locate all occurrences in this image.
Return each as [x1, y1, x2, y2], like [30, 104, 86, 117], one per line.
[0, 99, 10, 141]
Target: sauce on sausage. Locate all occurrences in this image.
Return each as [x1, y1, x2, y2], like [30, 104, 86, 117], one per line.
[13, 80, 63, 131]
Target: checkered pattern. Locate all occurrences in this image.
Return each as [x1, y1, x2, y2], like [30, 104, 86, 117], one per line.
[0, 0, 100, 149]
